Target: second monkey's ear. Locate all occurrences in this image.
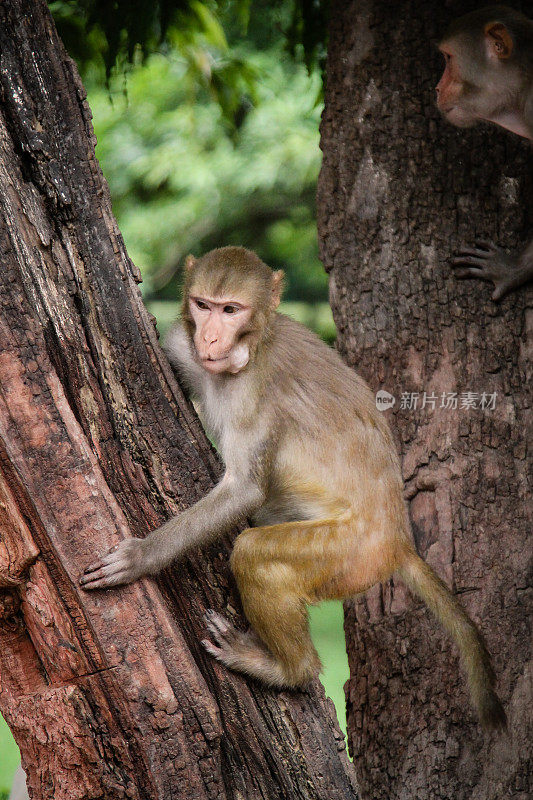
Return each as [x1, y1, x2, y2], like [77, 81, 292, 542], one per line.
[271, 270, 284, 309]
[484, 22, 514, 59]
[184, 254, 196, 273]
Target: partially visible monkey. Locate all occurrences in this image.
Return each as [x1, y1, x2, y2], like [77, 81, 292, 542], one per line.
[436, 5, 533, 300]
[80, 246, 506, 730]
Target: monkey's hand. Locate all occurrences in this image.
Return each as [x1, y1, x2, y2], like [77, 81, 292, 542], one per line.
[80, 539, 148, 590]
[451, 240, 526, 301]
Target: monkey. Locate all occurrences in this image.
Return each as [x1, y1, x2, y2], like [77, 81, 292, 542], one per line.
[80, 246, 506, 730]
[436, 5, 533, 300]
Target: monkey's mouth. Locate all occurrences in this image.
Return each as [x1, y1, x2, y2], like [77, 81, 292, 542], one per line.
[204, 355, 229, 363]
[201, 354, 232, 372]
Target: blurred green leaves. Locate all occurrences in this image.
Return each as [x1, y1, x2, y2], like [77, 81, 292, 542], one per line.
[49, 1, 328, 84]
[88, 43, 328, 304]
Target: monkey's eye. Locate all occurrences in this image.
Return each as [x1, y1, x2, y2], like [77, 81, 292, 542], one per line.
[195, 299, 209, 310]
[223, 305, 239, 314]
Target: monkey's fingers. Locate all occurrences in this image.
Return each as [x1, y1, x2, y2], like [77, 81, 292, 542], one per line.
[82, 548, 120, 575]
[79, 564, 130, 590]
[204, 610, 244, 653]
[204, 609, 231, 639]
[202, 611, 235, 662]
[472, 238, 497, 252]
[492, 283, 510, 302]
[453, 247, 492, 260]
[201, 639, 225, 659]
[453, 267, 485, 279]
[451, 255, 489, 271]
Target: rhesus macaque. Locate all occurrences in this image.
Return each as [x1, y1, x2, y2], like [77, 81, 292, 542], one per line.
[436, 5, 533, 299]
[81, 246, 505, 729]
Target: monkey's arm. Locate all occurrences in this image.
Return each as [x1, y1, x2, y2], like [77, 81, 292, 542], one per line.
[451, 238, 533, 300]
[79, 473, 266, 590]
[163, 321, 205, 386]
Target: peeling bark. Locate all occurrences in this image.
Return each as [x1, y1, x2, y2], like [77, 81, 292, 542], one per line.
[318, 1, 532, 798]
[0, 1, 358, 798]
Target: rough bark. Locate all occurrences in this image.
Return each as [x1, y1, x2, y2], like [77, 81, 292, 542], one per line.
[318, 1, 531, 798]
[0, 1, 359, 798]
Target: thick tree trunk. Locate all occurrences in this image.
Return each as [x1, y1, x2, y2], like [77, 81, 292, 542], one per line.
[318, 1, 531, 798]
[0, 1, 358, 798]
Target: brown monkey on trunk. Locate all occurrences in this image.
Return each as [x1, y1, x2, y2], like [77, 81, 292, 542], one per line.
[81, 246, 506, 730]
[436, 5, 533, 300]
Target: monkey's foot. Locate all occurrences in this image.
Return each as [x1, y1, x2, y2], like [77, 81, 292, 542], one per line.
[202, 610, 287, 685]
[202, 610, 263, 664]
[451, 239, 519, 300]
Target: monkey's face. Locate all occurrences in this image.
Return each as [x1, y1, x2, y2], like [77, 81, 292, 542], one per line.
[189, 295, 254, 374]
[436, 44, 480, 128]
[436, 18, 519, 130]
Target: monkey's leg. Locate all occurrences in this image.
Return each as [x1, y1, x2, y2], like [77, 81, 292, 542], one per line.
[207, 516, 356, 688]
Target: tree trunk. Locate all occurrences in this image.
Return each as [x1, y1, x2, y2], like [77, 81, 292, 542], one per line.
[0, 1, 358, 798]
[318, 1, 531, 798]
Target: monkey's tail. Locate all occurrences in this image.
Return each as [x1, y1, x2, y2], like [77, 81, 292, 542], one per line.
[397, 547, 506, 731]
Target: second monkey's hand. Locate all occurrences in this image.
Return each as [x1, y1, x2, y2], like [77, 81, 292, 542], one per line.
[80, 538, 148, 590]
[451, 239, 527, 300]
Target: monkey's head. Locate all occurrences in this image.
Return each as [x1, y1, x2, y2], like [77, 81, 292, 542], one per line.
[181, 246, 284, 375]
[436, 5, 532, 129]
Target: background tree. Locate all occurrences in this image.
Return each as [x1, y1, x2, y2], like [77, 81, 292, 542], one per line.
[318, 1, 531, 798]
[0, 0, 357, 798]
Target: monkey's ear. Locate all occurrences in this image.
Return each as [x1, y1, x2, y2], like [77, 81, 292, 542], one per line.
[271, 270, 284, 309]
[184, 254, 196, 273]
[484, 22, 514, 60]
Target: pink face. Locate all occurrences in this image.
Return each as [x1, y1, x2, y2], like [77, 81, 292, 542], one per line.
[436, 23, 515, 130]
[189, 295, 253, 374]
[435, 44, 470, 125]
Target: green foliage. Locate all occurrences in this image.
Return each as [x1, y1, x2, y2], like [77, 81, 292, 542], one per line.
[0, 715, 19, 793]
[89, 45, 328, 304]
[49, 1, 329, 85]
[51, 0, 331, 309]
[50, 1, 256, 125]
[284, 0, 330, 73]
[309, 602, 349, 735]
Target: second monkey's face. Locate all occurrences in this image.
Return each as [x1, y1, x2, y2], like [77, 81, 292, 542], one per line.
[189, 295, 254, 374]
[436, 44, 478, 128]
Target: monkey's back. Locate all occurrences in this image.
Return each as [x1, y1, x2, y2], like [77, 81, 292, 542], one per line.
[256, 314, 408, 536]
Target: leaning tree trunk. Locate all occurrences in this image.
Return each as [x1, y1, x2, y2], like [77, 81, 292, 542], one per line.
[0, 2, 358, 798]
[318, 1, 531, 798]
